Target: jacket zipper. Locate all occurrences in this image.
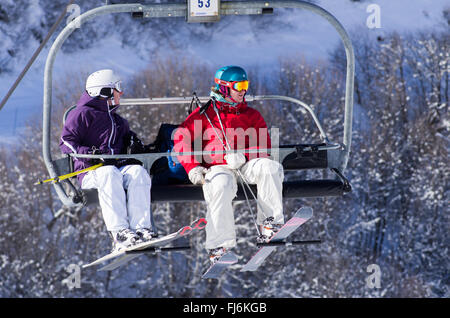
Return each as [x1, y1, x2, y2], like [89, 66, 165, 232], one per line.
[107, 108, 115, 155]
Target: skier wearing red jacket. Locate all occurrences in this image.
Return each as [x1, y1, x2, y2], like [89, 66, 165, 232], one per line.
[174, 66, 285, 264]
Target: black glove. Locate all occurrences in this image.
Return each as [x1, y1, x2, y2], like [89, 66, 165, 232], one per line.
[125, 132, 145, 154]
[89, 146, 115, 165]
[114, 158, 143, 168]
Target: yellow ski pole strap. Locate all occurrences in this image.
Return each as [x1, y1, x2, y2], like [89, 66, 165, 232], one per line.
[35, 163, 104, 185]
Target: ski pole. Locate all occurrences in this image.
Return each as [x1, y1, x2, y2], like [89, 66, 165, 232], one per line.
[201, 103, 270, 225]
[256, 240, 322, 247]
[209, 100, 271, 221]
[35, 163, 104, 185]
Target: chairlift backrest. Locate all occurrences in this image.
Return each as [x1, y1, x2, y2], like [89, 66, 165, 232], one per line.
[63, 105, 77, 125]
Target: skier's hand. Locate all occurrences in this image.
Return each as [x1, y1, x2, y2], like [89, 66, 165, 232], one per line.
[89, 146, 112, 165]
[127, 132, 146, 154]
[188, 166, 207, 185]
[224, 152, 246, 170]
[91, 145, 111, 155]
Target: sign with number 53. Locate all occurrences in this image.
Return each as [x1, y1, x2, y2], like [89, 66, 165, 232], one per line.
[187, 0, 220, 22]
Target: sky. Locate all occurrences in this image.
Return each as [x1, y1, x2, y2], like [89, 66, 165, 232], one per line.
[0, 0, 448, 143]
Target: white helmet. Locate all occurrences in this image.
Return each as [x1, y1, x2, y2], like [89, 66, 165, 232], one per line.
[85, 69, 122, 98]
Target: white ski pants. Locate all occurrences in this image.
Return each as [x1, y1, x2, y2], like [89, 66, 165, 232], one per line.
[81, 164, 152, 232]
[202, 158, 285, 250]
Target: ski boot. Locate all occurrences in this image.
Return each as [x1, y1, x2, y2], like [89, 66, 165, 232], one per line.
[257, 216, 281, 244]
[136, 228, 158, 242]
[110, 228, 141, 253]
[208, 247, 227, 265]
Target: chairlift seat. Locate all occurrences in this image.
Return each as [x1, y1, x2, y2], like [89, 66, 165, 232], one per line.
[79, 178, 349, 205]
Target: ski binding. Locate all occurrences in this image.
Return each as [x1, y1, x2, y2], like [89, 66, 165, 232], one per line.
[83, 217, 206, 271]
[241, 206, 314, 272]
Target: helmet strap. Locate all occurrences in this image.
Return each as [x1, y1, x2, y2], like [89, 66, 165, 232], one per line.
[210, 90, 238, 107]
[218, 85, 229, 97]
[108, 98, 120, 112]
[227, 95, 240, 105]
[218, 85, 243, 106]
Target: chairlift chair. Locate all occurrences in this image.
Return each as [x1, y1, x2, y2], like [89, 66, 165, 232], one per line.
[42, 1, 355, 208]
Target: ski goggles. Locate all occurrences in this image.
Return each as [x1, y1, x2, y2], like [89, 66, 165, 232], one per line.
[96, 81, 122, 94]
[89, 80, 123, 94]
[215, 78, 249, 92]
[112, 81, 122, 93]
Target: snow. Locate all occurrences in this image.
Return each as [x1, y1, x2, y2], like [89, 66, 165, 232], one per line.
[0, 0, 448, 143]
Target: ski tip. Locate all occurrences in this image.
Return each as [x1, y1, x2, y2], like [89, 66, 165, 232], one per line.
[298, 206, 313, 219]
[196, 218, 207, 229]
[222, 251, 239, 263]
[82, 260, 104, 269]
[202, 252, 238, 279]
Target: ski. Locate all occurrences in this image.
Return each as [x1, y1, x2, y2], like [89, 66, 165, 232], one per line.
[202, 251, 239, 279]
[98, 217, 207, 271]
[256, 239, 321, 247]
[82, 217, 206, 270]
[241, 206, 313, 272]
[126, 245, 191, 254]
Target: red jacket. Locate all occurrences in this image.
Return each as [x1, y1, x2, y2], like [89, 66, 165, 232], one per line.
[174, 100, 271, 174]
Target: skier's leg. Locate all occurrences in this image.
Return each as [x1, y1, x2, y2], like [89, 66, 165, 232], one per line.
[202, 165, 238, 250]
[81, 165, 129, 232]
[120, 165, 152, 231]
[240, 158, 285, 225]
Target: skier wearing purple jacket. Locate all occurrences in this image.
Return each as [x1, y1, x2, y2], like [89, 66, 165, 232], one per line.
[60, 69, 155, 252]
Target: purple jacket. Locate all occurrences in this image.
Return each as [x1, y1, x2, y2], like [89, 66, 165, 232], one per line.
[60, 92, 132, 184]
